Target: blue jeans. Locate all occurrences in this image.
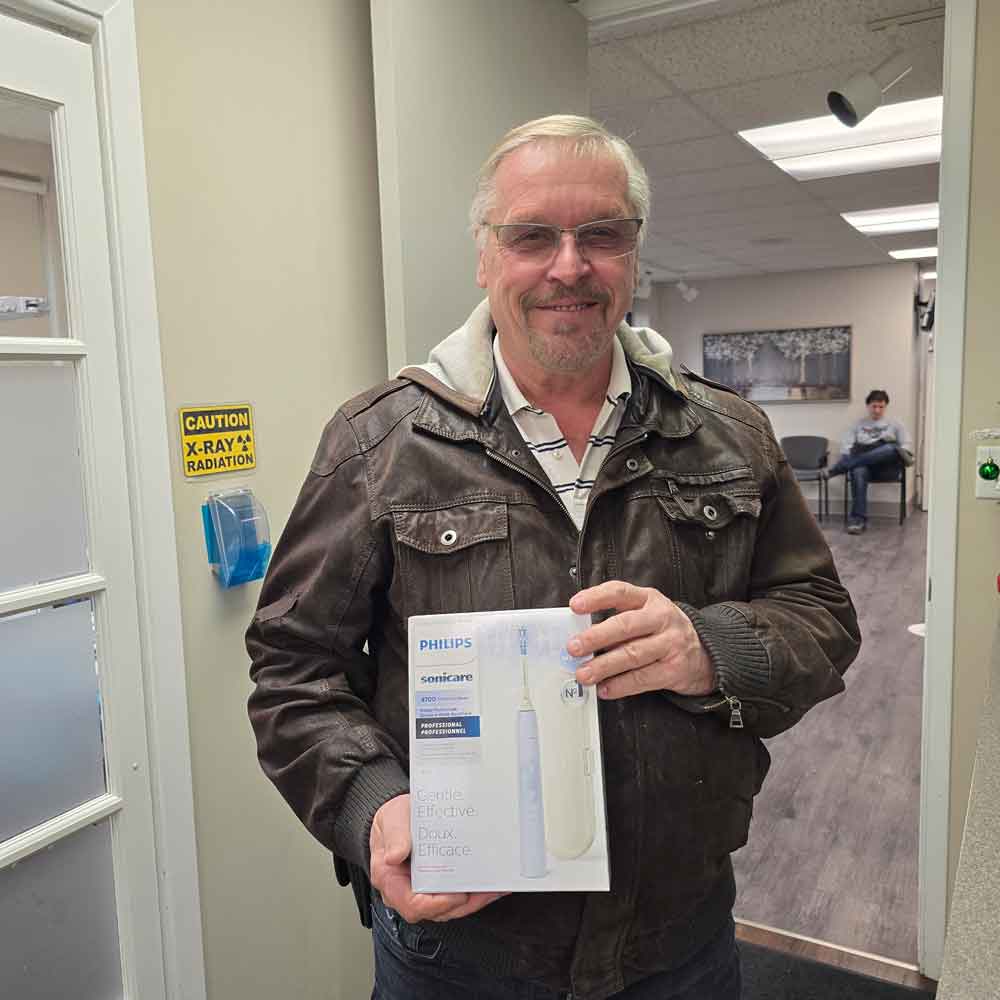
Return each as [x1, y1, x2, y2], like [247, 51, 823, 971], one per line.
[371, 900, 741, 1000]
[828, 443, 899, 523]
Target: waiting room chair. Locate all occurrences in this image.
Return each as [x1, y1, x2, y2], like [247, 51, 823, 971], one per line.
[842, 457, 907, 526]
[780, 436, 829, 523]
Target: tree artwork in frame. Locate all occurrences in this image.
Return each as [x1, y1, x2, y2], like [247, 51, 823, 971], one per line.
[702, 326, 851, 402]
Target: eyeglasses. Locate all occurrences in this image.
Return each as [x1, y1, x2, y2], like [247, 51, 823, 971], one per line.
[488, 218, 643, 264]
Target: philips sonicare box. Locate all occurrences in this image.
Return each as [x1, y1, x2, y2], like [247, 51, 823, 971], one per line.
[408, 607, 609, 893]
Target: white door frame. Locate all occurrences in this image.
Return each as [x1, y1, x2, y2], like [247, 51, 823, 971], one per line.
[4, 2, 206, 998]
[919, 0, 976, 979]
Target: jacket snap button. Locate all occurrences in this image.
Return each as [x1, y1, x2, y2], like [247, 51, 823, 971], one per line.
[569, 565, 577, 578]
[705, 530, 716, 541]
[440, 529, 458, 546]
[703, 505, 718, 521]
[510, 448, 521, 458]
[626, 457, 640, 472]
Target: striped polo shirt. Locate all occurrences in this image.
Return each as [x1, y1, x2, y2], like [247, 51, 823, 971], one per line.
[492, 334, 633, 531]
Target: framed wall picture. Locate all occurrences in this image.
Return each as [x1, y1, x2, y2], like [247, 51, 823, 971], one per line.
[702, 326, 851, 402]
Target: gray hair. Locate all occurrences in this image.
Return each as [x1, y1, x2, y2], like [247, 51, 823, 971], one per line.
[469, 114, 650, 248]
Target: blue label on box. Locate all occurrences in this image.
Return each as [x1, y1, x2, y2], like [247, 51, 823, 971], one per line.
[416, 715, 481, 739]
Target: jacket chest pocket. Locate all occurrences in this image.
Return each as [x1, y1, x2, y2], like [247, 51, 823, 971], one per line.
[391, 500, 515, 618]
[655, 473, 761, 606]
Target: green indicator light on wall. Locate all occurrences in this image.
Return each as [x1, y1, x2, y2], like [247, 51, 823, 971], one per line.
[979, 458, 1000, 481]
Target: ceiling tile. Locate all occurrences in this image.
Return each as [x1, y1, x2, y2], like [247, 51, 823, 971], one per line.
[597, 97, 721, 147]
[651, 181, 816, 223]
[586, 0, 783, 43]
[590, 41, 675, 108]
[653, 161, 789, 197]
[801, 162, 940, 211]
[869, 228, 939, 254]
[627, 0, 940, 94]
[689, 45, 943, 132]
[639, 134, 762, 177]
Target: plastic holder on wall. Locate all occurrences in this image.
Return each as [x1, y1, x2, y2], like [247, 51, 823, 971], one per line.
[201, 488, 271, 588]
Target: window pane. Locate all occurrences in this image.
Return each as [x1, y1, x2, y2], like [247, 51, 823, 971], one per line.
[0, 92, 66, 338]
[0, 360, 89, 592]
[0, 820, 122, 998]
[0, 599, 105, 842]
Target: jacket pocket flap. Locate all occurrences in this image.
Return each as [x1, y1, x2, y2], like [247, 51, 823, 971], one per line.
[657, 489, 761, 529]
[393, 501, 508, 554]
[659, 466, 753, 486]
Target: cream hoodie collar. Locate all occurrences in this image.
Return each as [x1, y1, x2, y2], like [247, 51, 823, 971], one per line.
[397, 298, 681, 417]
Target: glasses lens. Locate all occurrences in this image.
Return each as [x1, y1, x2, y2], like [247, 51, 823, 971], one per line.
[496, 224, 558, 257]
[577, 220, 641, 257]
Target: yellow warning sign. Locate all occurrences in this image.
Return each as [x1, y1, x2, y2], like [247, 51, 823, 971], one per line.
[179, 403, 256, 478]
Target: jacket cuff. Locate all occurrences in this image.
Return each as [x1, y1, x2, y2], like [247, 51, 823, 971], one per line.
[677, 601, 771, 697]
[332, 757, 410, 874]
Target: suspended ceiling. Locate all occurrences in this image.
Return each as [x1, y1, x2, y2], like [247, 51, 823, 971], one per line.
[582, 0, 945, 280]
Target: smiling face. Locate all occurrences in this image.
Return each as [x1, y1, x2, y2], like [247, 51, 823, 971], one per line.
[476, 141, 636, 379]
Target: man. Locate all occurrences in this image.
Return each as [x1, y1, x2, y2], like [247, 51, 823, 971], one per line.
[247, 115, 860, 1000]
[824, 389, 913, 534]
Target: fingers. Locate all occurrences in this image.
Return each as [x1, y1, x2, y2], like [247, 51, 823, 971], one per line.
[370, 794, 509, 924]
[569, 580, 647, 617]
[371, 794, 412, 866]
[568, 606, 658, 659]
[386, 885, 509, 924]
[425, 891, 510, 922]
[577, 632, 674, 687]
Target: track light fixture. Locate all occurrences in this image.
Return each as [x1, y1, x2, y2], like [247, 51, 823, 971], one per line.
[828, 51, 914, 128]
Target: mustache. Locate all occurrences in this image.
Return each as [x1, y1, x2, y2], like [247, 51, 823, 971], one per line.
[523, 283, 611, 309]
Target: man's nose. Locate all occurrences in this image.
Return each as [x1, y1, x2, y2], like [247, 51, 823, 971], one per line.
[546, 231, 592, 284]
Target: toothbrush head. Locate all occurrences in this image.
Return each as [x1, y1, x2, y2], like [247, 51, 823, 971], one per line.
[518, 626, 528, 657]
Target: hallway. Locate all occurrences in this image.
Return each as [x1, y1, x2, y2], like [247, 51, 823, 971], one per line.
[735, 512, 927, 963]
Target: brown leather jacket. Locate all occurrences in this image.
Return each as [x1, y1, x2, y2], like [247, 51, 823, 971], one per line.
[247, 304, 860, 1000]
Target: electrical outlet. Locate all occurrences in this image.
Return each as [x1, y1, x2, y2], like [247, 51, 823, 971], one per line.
[975, 445, 1000, 499]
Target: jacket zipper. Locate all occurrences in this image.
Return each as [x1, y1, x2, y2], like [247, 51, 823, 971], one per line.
[702, 689, 791, 728]
[484, 448, 581, 538]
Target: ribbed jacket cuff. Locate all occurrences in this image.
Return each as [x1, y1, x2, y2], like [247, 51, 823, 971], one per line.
[677, 601, 771, 697]
[332, 757, 410, 874]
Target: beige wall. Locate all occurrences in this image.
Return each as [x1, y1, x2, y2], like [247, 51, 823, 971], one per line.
[651, 262, 922, 510]
[948, 0, 1000, 897]
[372, 0, 589, 371]
[134, 2, 385, 997]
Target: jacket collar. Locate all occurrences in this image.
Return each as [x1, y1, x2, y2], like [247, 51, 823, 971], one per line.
[399, 298, 701, 443]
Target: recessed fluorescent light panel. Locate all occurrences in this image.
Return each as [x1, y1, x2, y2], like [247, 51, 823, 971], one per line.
[921, 271, 938, 280]
[889, 246, 938, 260]
[842, 202, 939, 235]
[739, 96, 942, 181]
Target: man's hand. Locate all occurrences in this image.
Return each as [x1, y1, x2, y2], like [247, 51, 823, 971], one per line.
[369, 794, 507, 923]
[568, 581, 715, 699]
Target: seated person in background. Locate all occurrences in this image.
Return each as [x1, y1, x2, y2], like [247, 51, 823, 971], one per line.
[825, 389, 913, 534]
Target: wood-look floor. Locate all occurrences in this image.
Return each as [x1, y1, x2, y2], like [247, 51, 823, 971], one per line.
[733, 511, 927, 965]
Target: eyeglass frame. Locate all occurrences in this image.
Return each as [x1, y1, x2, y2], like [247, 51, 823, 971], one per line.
[485, 217, 644, 264]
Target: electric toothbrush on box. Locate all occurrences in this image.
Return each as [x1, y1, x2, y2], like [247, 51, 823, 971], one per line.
[517, 626, 547, 878]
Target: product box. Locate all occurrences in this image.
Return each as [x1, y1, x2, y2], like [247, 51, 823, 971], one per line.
[408, 607, 609, 893]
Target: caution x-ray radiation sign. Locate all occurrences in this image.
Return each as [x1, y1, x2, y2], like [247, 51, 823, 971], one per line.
[179, 403, 256, 478]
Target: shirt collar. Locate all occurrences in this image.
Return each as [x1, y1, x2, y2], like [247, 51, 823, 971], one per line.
[492, 334, 632, 417]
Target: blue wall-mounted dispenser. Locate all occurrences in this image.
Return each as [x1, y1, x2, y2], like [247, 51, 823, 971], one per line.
[201, 488, 271, 588]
